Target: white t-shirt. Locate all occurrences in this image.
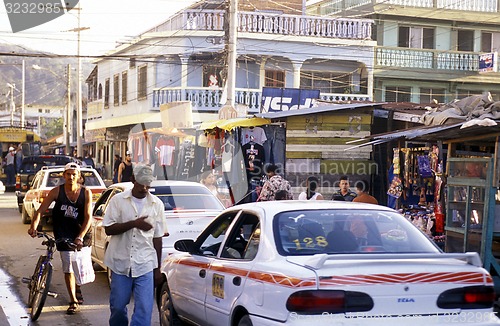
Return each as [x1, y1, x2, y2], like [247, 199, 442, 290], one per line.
[241, 127, 267, 145]
[298, 192, 322, 200]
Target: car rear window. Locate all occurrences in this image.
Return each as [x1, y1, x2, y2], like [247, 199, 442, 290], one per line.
[47, 171, 103, 187]
[150, 186, 224, 211]
[274, 209, 440, 256]
[20, 157, 76, 173]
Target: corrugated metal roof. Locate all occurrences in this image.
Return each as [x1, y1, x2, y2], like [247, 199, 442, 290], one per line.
[257, 102, 384, 119]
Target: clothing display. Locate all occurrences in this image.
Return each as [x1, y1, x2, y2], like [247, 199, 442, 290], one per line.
[241, 127, 267, 145]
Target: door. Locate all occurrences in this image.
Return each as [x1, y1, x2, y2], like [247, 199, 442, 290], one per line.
[169, 211, 241, 325]
[91, 188, 116, 264]
[204, 213, 261, 325]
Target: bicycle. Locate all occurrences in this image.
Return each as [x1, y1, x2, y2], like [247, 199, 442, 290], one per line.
[22, 232, 75, 321]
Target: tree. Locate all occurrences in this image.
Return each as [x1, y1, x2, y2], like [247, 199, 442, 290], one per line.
[43, 117, 63, 139]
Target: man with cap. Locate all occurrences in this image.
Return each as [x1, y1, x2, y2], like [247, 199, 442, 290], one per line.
[5, 146, 16, 186]
[117, 150, 133, 182]
[28, 162, 93, 315]
[103, 164, 166, 326]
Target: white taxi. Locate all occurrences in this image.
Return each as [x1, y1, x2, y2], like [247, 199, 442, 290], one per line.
[158, 201, 500, 326]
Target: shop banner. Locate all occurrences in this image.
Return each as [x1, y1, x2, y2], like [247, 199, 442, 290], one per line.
[261, 87, 320, 113]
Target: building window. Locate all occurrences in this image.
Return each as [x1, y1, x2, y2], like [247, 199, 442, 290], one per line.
[137, 65, 147, 100]
[265, 70, 285, 88]
[457, 30, 474, 51]
[104, 78, 110, 108]
[300, 71, 351, 94]
[121, 71, 128, 104]
[113, 74, 119, 106]
[420, 88, 445, 104]
[385, 86, 411, 102]
[203, 66, 224, 88]
[481, 32, 500, 52]
[398, 26, 434, 49]
[98, 84, 102, 99]
[129, 58, 136, 69]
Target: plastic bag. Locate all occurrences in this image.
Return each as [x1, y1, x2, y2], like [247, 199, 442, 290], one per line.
[71, 247, 95, 285]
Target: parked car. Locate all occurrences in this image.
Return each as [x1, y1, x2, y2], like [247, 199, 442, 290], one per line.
[15, 155, 81, 213]
[90, 180, 225, 284]
[21, 166, 106, 224]
[158, 201, 500, 326]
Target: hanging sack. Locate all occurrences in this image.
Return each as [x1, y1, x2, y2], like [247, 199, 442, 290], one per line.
[71, 247, 95, 285]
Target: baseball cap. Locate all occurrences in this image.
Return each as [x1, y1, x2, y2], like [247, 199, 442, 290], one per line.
[126, 150, 131, 155]
[133, 165, 154, 186]
[64, 162, 80, 171]
[8, 146, 14, 151]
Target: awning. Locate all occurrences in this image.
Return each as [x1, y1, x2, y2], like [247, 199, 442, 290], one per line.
[85, 112, 161, 130]
[199, 117, 271, 131]
[344, 122, 463, 151]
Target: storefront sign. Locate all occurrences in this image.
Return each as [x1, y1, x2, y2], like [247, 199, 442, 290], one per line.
[106, 127, 129, 141]
[261, 87, 320, 113]
[84, 128, 106, 142]
[0, 129, 28, 142]
[479, 52, 498, 73]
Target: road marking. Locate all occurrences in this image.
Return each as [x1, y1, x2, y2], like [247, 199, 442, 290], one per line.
[0, 268, 29, 325]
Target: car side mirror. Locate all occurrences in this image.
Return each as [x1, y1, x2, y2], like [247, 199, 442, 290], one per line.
[94, 205, 104, 217]
[174, 239, 195, 253]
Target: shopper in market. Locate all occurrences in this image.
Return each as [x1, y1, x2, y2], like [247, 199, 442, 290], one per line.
[353, 180, 378, 204]
[298, 176, 324, 200]
[330, 175, 357, 201]
[257, 164, 293, 201]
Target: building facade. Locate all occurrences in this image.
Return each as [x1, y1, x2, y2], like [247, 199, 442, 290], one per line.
[307, 0, 500, 103]
[85, 0, 377, 177]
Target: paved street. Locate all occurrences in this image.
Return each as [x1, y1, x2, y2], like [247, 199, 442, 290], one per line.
[0, 192, 161, 325]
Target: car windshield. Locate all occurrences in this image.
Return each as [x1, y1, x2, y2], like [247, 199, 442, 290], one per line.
[21, 157, 75, 173]
[274, 209, 439, 256]
[151, 186, 224, 211]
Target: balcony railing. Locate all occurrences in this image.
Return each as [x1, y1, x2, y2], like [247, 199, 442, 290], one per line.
[376, 47, 480, 71]
[152, 87, 262, 113]
[143, 10, 373, 40]
[317, 0, 497, 13]
[152, 87, 371, 112]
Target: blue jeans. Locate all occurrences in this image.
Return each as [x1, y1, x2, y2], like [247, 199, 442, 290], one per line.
[109, 270, 154, 326]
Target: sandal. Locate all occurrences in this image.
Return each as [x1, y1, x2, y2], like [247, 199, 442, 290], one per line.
[75, 288, 84, 304]
[66, 302, 79, 315]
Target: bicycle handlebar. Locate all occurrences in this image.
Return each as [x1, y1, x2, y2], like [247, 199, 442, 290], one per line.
[36, 232, 77, 250]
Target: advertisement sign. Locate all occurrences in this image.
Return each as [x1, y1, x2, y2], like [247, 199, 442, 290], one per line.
[479, 52, 498, 73]
[261, 87, 320, 113]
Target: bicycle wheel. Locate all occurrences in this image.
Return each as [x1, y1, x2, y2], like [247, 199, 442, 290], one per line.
[30, 263, 52, 321]
[28, 255, 46, 307]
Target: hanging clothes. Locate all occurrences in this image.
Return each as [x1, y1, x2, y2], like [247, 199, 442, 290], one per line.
[241, 127, 267, 146]
[155, 136, 175, 166]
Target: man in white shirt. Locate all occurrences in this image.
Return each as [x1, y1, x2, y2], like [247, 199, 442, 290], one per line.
[103, 165, 166, 326]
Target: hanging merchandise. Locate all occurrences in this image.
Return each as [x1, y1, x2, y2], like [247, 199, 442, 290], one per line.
[387, 175, 403, 199]
[393, 148, 400, 175]
[241, 127, 267, 146]
[417, 155, 433, 178]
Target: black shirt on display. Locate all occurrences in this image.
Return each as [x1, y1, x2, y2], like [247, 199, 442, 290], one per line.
[242, 142, 265, 180]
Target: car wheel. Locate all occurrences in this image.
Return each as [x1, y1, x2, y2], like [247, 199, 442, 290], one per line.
[22, 205, 31, 224]
[159, 282, 182, 326]
[238, 315, 253, 326]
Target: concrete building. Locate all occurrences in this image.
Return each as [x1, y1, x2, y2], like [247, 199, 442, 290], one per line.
[85, 0, 377, 176]
[307, 0, 500, 103]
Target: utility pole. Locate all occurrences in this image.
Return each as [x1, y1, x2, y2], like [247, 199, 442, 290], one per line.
[21, 59, 25, 128]
[8, 83, 15, 126]
[76, 4, 83, 157]
[66, 64, 71, 155]
[219, 0, 238, 119]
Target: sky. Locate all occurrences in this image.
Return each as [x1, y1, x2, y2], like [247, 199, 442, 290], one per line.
[0, 0, 198, 56]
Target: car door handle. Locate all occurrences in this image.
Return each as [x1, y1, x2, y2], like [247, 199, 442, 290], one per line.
[199, 270, 206, 278]
[233, 276, 241, 286]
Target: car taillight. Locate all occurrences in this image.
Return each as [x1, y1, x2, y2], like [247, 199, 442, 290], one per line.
[15, 175, 20, 190]
[437, 286, 495, 309]
[286, 290, 373, 314]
